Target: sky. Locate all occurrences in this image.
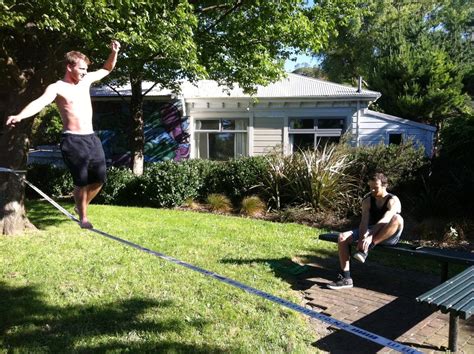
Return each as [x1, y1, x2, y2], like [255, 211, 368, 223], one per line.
[284, 52, 319, 72]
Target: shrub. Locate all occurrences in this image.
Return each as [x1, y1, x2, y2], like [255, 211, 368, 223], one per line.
[240, 196, 266, 217]
[346, 139, 427, 193]
[201, 156, 267, 202]
[139, 159, 209, 208]
[258, 151, 288, 210]
[258, 144, 357, 213]
[30, 104, 63, 147]
[285, 145, 357, 213]
[96, 167, 135, 204]
[26, 164, 73, 198]
[206, 193, 232, 213]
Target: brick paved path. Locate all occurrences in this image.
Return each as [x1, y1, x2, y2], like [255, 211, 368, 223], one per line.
[289, 256, 473, 353]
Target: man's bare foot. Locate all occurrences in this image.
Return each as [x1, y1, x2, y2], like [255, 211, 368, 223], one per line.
[79, 220, 93, 229]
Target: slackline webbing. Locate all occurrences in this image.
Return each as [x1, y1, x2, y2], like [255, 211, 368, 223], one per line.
[0, 166, 421, 353]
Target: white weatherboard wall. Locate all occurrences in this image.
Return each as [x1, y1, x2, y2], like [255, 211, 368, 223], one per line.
[253, 116, 284, 155]
[358, 110, 436, 155]
[185, 98, 369, 157]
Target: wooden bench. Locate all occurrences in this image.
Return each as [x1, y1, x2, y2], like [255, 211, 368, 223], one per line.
[318, 232, 474, 282]
[319, 232, 474, 351]
[416, 265, 473, 352]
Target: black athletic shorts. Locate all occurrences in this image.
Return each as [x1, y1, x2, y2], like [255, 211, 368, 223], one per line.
[60, 133, 106, 187]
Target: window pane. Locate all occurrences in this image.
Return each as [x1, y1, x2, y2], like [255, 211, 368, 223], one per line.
[316, 136, 340, 147]
[222, 119, 248, 130]
[196, 120, 219, 130]
[317, 119, 344, 129]
[196, 133, 209, 159]
[290, 118, 315, 129]
[234, 132, 248, 157]
[209, 133, 235, 161]
[389, 133, 402, 145]
[292, 134, 314, 151]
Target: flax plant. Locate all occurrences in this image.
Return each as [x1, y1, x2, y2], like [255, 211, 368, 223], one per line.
[286, 144, 356, 211]
[259, 151, 289, 210]
[259, 144, 357, 212]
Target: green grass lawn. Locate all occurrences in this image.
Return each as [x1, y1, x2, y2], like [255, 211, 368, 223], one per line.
[1, 200, 337, 353]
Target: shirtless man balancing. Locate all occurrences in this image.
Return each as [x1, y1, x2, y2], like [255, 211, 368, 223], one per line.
[6, 40, 120, 229]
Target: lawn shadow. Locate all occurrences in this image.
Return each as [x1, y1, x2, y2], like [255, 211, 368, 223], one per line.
[25, 199, 74, 229]
[221, 250, 442, 353]
[0, 281, 229, 352]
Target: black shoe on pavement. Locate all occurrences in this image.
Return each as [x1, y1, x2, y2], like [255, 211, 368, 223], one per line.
[353, 251, 368, 263]
[327, 274, 353, 290]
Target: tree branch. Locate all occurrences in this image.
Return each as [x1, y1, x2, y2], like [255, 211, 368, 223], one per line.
[203, 0, 244, 33]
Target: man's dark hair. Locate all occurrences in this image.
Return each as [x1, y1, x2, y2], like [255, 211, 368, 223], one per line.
[64, 51, 91, 66]
[369, 172, 388, 186]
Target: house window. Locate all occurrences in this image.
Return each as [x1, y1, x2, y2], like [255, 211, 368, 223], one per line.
[388, 133, 403, 145]
[289, 117, 344, 152]
[195, 118, 248, 160]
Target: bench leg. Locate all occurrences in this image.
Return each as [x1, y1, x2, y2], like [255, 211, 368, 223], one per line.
[449, 313, 458, 352]
[441, 262, 449, 283]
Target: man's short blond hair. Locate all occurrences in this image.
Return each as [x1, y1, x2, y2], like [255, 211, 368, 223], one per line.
[64, 51, 91, 66]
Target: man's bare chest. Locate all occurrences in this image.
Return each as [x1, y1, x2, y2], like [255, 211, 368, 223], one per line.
[55, 83, 90, 104]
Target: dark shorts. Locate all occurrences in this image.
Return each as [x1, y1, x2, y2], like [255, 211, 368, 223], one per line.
[349, 224, 403, 245]
[60, 133, 106, 187]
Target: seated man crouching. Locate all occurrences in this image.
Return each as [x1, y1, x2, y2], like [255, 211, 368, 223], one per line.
[327, 172, 404, 290]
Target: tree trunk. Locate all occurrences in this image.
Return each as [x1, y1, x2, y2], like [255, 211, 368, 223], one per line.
[0, 89, 39, 235]
[130, 75, 145, 176]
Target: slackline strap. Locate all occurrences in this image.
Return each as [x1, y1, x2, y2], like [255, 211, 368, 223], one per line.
[0, 166, 421, 354]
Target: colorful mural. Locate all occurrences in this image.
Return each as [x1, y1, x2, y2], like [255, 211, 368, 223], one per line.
[144, 100, 190, 162]
[94, 99, 190, 166]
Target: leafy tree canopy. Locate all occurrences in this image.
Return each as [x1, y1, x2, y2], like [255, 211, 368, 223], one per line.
[319, 0, 473, 126]
[1, 0, 361, 95]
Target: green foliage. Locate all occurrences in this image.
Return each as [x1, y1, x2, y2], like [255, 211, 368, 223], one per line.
[292, 64, 328, 79]
[286, 146, 357, 212]
[26, 140, 428, 217]
[30, 104, 63, 147]
[95, 166, 135, 205]
[1, 0, 363, 175]
[346, 139, 428, 191]
[26, 164, 73, 198]
[206, 193, 232, 213]
[240, 196, 266, 217]
[138, 159, 210, 208]
[259, 145, 357, 213]
[201, 157, 268, 203]
[320, 0, 473, 128]
[412, 112, 474, 217]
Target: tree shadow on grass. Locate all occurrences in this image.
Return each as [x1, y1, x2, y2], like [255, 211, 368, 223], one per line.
[26, 199, 75, 229]
[221, 251, 442, 353]
[0, 281, 229, 353]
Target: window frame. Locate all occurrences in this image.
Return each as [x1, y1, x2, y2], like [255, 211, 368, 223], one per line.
[289, 117, 345, 151]
[194, 117, 249, 159]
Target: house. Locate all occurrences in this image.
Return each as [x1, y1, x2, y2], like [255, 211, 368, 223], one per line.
[90, 74, 435, 163]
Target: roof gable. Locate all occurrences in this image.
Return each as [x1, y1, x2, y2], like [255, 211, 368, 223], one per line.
[364, 109, 436, 132]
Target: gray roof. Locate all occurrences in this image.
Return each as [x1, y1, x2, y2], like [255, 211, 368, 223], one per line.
[91, 73, 381, 100]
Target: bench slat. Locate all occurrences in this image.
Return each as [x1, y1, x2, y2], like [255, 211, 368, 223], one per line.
[417, 266, 474, 320]
[417, 269, 474, 303]
[459, 299, 474, 320]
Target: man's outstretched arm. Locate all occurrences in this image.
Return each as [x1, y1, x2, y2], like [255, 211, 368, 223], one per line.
[6, 84, 58, 127]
